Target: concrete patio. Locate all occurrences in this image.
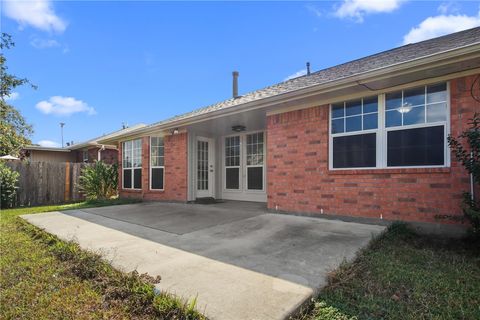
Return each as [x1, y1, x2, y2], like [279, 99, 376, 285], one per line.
[22, 201, 385, 320]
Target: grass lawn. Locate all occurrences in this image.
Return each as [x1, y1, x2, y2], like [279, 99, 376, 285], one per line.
[0, 200, 204, 320]
[297, 224, 480, 320]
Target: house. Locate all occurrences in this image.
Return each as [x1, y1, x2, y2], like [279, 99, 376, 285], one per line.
[23, 124, 146, 163]
[98, 27, 480, 229]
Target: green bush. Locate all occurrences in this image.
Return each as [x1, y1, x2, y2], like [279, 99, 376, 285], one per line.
[78, 161, 118, 200]
[312, 301, 357, 320]
[448, 113, 480, 237]
[0, 162, 19, 208]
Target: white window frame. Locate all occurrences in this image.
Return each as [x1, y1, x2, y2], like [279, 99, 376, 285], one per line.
[224, 135, 241, 191]
[329, 81, 451, 170]
[122, 139, 142, 190]
[245, 131, 266, 192]
[82, 150, 89, 162]
[329, 96, 381, 170]
[149, 136, 165, 191]
[222, 130, 266, 193]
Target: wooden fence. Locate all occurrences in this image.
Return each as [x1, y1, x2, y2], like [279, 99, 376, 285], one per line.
[5, 161, 88, 207]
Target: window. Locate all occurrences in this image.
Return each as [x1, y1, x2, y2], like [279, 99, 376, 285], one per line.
[150, 137, 164, 190]
[329, 82, 448, 169]
[246, 132, 264, 190]
[385, 83, 448, 167]
[225, 136, 240, 189]
[122, 139, 142, 189]
[331, 96, 378, 168]
[82, 150, 88, 162]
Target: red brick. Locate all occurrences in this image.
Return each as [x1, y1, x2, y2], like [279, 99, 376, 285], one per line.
[266, 74, 479, 225]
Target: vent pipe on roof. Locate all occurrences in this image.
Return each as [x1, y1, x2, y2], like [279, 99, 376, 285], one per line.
[232, 71, 239, 98]
[306, 62, 311, 76]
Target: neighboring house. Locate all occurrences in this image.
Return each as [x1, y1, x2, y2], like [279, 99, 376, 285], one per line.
[23, 124, 146, 164]
[98, 28, 480, 228]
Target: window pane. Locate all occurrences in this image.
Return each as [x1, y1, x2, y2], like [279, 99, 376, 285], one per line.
[387, 126, 444, 167]
[427, 83, 447, 103]
[345, 100, 362, 116]
[427, 103, 447, 123]
[246, 132, 264, 165]
[363, 96, 378, 113]
[331, 103, 344, 118]
[386, 110, 402, 127]
[363, 113, 378, 130]
[247, 167, 263, 190]
[123, 169, 132, 189]
[404, 87, 425, 106]
[151, 168, 164, 190]
[386, 92, 402, 110]
[403, 106, 425, 126]
[123, 141, 132, 168]
[225, 136, 240, 168]
[333, 133, 376, 168]
[133, 168, 142, 189]
[346, 115, 362, 132]
[331, 118, 344, 134]
[226, 168, 239, 189]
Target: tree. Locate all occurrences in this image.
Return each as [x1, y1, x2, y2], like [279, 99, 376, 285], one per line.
[0, 33, 35, 156]
[448, 113, 480, 237]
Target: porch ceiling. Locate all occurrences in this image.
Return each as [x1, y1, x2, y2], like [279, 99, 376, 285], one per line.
[186, 107, 267, 136]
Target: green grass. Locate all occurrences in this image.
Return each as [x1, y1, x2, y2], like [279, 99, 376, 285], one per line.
[296, 223, 480, 320]
[0, 200, 205, 320]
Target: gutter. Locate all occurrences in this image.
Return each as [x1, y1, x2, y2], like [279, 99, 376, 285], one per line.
[98, 42, 480, 144]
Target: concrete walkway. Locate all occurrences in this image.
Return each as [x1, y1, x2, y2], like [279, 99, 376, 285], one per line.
[22, 202, 385, 320]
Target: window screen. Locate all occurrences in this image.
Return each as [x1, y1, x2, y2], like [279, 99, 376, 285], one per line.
[226, 168, 239, 189]
[333, 133, 376, 168]
[247, 167, 263, 190]
[387, 126, 444, 167]
[151, 168, 164, 190]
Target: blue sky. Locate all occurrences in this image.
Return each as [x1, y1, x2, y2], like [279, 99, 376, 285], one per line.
[2, 0, 480, 147]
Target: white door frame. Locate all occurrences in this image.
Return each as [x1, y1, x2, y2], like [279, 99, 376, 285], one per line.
[196, 136, 215, 198]
[221, 130, 267, 202]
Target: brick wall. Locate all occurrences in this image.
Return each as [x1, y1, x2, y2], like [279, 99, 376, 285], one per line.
[118, 132, 188, 202]
[100, 149, 118, 164]
[74, 148, 117, 164]
[267, 74, 479, 225]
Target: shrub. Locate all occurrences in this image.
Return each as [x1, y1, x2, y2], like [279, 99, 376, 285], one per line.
[448, 113, 480, 236]
[78, 161, 118, 200]
[0, 162, 19, 208]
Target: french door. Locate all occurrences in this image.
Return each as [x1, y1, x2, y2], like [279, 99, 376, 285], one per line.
[224, 131, 265, 196]
[196, 137, 215, 198]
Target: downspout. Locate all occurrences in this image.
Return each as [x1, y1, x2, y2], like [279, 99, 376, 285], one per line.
[471, 151, 475, 202]
[97, 145, 106, 161]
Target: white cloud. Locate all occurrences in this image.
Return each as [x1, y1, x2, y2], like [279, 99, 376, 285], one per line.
[4, 92, 20, 101]
[38, 140, 61, 148]
[402, 11, 480, 44]
[437, 2, 460, 15]
[3, 0, 67, 33]
[36, 96, 96, 116]
[284, 69, 307, 81]
[30, 38, 60, 49]
[306, 4, 322, 17]
[334, 0, 405, 22]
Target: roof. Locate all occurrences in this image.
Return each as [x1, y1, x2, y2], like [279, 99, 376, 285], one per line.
[68, 123, 146, 149]
[141, 27, 480, 130]
[23, 146, 71, 152]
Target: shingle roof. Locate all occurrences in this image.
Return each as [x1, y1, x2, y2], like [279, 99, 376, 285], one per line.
[146, 27, 480, 130]
[69, 123, 146, 149]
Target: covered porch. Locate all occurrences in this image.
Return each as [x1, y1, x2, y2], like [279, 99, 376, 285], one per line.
[185, 107, 268, 202]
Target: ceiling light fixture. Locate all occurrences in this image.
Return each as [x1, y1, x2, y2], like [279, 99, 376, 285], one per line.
[232, 125, 246, 132]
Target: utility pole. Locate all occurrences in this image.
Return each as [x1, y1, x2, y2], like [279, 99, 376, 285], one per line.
[60, 122, 65, 148]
